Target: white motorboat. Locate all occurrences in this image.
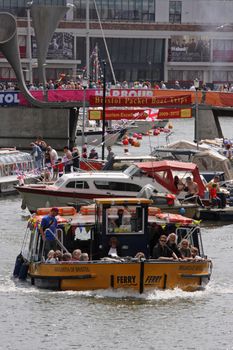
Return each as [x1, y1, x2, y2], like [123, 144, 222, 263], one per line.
[16, 160, 205, 213]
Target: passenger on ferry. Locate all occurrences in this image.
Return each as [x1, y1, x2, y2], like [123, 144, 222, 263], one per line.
[63, 146, 73, 173]
[62, 252, 72, 261]
[184, 176, 204, 207]
[72, 147, 80, 170]
[72, 249, 82, 261]
[179, 239, 192, 258]
[80, 253, 89, 261]
[174, 175, 185, 193]
[39, 207, 59, 258]
[105, 237, 121, 258]
[166, 233, 183, 258]
[152, 235, 178, 260]
[88, 148, 99, 159]
[191, 247, 203, 260]
[46, 250, 57, 263]
[54, 250, 63, 261]
[134, 252, 145, 260]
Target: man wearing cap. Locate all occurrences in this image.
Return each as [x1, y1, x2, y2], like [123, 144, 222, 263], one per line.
[39, 208, 59, 259]
[88, 148, 99, 159]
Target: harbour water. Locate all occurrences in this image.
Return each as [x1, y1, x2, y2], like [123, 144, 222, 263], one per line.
[1, 118, 233, 350]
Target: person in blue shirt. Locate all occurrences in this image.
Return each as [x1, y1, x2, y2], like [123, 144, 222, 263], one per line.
[39, 207, 59, 259]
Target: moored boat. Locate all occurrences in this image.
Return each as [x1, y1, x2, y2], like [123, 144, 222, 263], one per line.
[16, 160, 204, 213]
[0, 148, 39, 193]
[14, 199, 212, 293]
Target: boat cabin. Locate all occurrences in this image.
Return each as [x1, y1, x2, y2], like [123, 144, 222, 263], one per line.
[22, 199, 205, 263]
[0, 148, 34, 177]
[133, 160, 206, 197]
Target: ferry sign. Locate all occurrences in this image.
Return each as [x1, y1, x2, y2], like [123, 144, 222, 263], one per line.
[89, 95, 192, 107]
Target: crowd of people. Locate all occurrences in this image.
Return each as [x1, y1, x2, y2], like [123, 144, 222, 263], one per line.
[40, 207, 204, 264]
[174, 173, 227, 209]
[152, 233, 204, 261]
[2, 78, 233, 92]
[30, 136, 111, 181]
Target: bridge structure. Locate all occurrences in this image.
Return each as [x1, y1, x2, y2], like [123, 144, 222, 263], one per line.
[0, 5, 232, 149]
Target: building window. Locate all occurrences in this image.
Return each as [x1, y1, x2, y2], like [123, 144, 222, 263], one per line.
[74, 0, 155, 23]
[169, 1, 182, 24]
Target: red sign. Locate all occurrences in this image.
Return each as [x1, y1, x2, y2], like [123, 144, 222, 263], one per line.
[89, 108, 192, 120]
[89, 95, 192, 107]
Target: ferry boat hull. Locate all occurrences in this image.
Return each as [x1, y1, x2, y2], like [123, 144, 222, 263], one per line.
[29, 260, 211, 293]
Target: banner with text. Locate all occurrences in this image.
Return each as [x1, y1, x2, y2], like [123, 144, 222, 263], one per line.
[89, 95, 192, 107]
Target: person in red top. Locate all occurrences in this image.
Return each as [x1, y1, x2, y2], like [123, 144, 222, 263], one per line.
[209, 183, 221, 208]
[52, 157, 64, 180]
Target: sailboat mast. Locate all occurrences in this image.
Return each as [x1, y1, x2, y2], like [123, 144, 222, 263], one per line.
[86, 0, 90, 81]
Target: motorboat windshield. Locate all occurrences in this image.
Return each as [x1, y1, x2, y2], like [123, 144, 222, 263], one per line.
[123, 164, 143, 177]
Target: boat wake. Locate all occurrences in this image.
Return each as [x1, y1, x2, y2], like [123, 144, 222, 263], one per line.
[1, 274, 232, 302]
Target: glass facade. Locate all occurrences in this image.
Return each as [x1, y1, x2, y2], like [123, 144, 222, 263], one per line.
[213, 39, 233, 62]
[0, 0, 66, 17]
[76, 37, 165, 82]
[74, 0, 155, 22]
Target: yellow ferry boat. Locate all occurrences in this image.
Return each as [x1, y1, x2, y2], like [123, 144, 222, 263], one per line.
[14, 199, 212, 293]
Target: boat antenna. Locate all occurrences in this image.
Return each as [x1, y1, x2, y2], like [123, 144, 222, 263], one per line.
[93, 0, 117, 85]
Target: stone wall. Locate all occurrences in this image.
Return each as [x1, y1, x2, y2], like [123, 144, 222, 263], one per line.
[0, 107, 71, 150]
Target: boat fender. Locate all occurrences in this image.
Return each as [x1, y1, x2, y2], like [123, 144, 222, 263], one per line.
[133, 141, 141, 147]
[179, 207, 186, 215]
[122, 138, 129, 146]
[154, 129, 160, 136]
[13, 253, 24, 278]
[18, 262, 29, 280]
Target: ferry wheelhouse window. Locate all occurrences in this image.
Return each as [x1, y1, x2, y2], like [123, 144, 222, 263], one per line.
[66, 181, 89, 189]
[169, 1, 182, 24]
[106, 205, 143, 235]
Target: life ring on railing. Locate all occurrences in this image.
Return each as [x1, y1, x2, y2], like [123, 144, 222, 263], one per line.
[148, 207, 161, 216]
[80, 205, 96, 215]
[36, 207, 76, 216]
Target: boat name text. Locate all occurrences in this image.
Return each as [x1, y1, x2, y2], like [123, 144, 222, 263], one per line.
[117, 275, 136, 285]
[54, 266, 90, 273]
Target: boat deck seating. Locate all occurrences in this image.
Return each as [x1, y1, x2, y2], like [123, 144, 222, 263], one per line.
[37, 222, 200, 262]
